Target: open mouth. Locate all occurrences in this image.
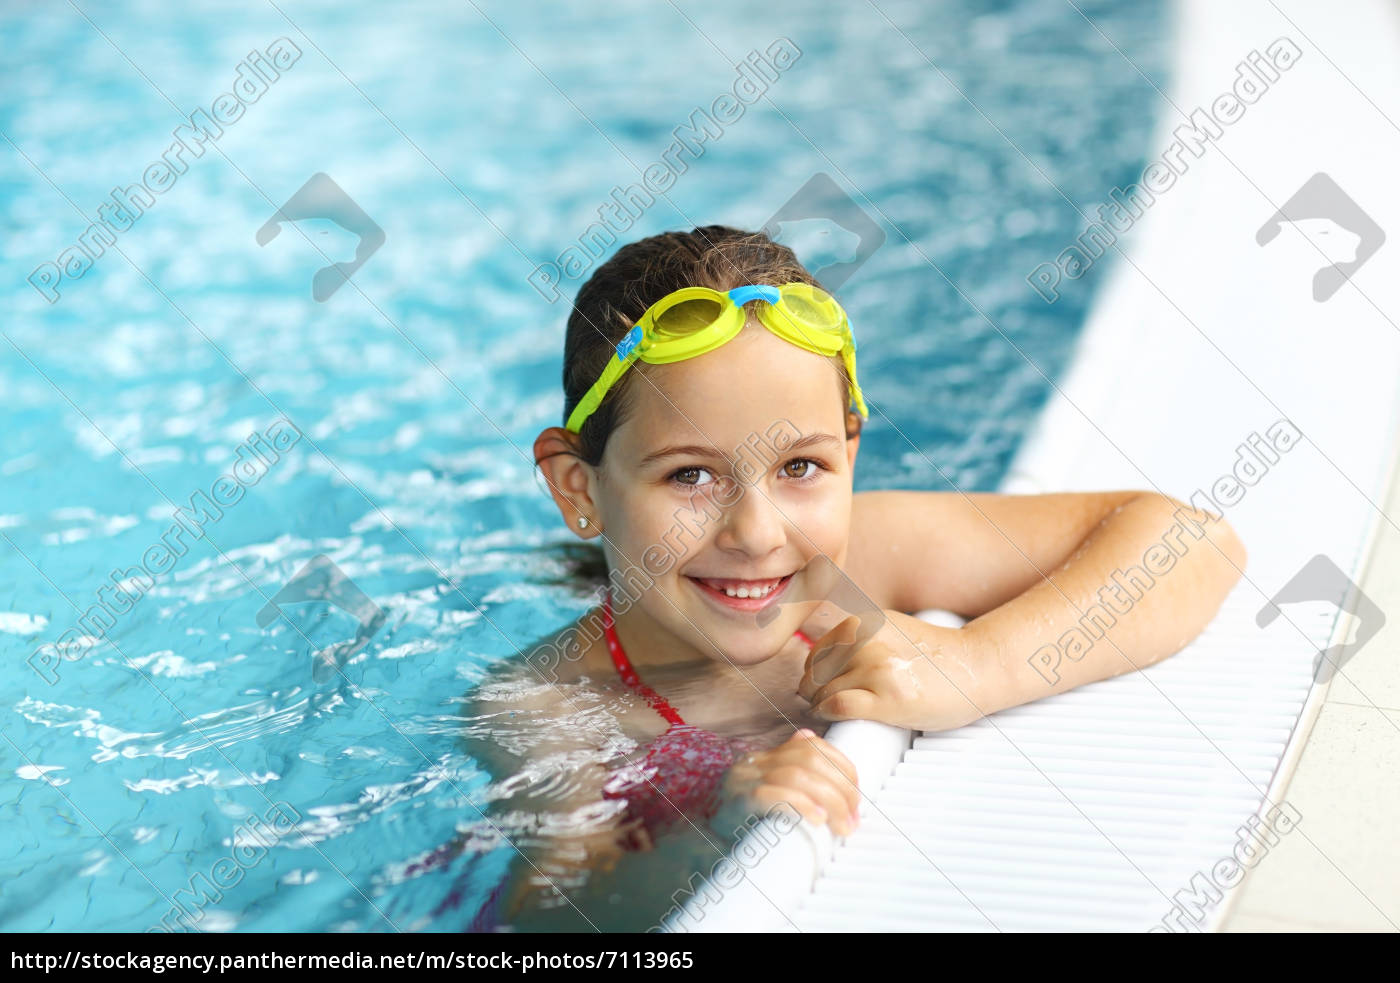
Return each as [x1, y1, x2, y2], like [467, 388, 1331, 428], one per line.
[684, 572, 795, 612]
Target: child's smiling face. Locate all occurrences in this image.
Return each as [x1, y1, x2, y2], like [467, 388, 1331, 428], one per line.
[591, 316, 860, 668]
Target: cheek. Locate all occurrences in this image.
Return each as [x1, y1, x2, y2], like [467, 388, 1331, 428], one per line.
[790, 488, 850, 538]
[620, 504, 696, 567]
[605, 488, 663, 536]
[803, 521, 851, 568]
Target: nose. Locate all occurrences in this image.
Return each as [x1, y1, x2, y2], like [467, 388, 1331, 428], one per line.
[714, 474, 788, 558]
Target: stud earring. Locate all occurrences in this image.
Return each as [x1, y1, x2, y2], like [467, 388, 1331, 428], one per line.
[578, 516, 589, 529]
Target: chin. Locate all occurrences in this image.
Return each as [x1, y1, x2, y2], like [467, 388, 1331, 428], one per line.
[718, 645, 780, 668]
[700, 627, 791, 668]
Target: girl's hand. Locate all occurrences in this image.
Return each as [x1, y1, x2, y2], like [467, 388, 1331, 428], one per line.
[798, 610, 993, 732]
[723, 729, 861, 837]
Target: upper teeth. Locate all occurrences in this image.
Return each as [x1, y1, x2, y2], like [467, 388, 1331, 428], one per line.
[714, 581, 778, 598]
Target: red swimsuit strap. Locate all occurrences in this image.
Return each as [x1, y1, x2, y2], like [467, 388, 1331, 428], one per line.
[601, 591, 815, 728]
[602, 591, 688, 727]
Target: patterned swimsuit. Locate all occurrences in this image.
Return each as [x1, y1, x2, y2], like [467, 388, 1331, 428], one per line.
[460, 596, 813, 929]
[599, 589, 813, 848]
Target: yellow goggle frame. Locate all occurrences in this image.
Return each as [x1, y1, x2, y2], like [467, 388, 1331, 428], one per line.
[565, 282, 868, 434]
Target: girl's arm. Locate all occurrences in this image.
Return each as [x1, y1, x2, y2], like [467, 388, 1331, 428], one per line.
[813, 490, 1247, 727]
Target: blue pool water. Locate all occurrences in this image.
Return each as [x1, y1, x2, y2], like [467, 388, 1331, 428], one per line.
[1, 0, 1167, 931]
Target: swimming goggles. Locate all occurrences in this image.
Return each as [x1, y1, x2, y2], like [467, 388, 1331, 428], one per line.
[565, 282, 869, 434]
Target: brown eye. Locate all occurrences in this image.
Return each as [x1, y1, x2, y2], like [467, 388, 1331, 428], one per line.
[783, 460, 811, 479]
[672, 466, 715, 487]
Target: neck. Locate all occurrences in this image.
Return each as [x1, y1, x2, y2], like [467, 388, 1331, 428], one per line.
[603, 588, 720, 674]
[601, 588, 806, 680]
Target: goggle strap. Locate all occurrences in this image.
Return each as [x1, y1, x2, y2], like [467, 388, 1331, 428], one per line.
[844, 345, 869, 419]
[728, 284, 781, 307]
[567, 345, 639, 432]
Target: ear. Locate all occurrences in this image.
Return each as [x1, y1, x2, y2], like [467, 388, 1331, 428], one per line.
[533, 428, 602, 538]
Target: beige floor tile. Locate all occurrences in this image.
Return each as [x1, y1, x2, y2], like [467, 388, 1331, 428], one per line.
[1223, 704, 1400, 932]
[1325, 468, 1400, 712]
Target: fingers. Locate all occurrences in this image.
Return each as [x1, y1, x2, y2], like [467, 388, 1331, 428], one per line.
[766, 731, 861, 830]
[753, 762, 858, 837]
[803, 651, 885, 722]
[808, 665, 882, 713]
[752, 784, 832, 830]
[798, 615, 863, 700]
[733, 729, 864, 838]
[811, 686, 879, 722]
[785, 730, 860, 792]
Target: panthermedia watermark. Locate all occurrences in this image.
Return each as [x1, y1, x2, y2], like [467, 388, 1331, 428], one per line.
[651, 802, 800, 932]
[1028, 419, 1300, 684]
[256, 173, 385, 301]
[1150, 801, 1301, 932]
[527, 38, 803, 303]
[1256, 173, 1385, 302]
[1027, 37, 1303, 303]
[255, 554, 387, 684]
[26, 418, 303, 684]
[762, 172, 885, 292]
[149, 801, 302, 933]
[1256, 553, 1387, 684]
[27, 39, 303, 304]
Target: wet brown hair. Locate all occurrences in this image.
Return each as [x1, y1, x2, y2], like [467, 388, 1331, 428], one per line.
[560, 225, 860, 467]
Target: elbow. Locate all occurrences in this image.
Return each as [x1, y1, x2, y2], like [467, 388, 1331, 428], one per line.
[1217, 514, 1247, 573]
[1207, 512, 1248, 590]
[1142, 491, 1247, 585]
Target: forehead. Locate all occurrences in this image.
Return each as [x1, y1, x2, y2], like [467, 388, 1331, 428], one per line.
[610, 320, 847, 462]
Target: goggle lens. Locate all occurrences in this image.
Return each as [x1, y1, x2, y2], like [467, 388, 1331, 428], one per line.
[652, 297, 725, 339]
[777, 284, 843, 332]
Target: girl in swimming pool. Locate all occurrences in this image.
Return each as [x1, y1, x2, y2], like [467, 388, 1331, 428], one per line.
[459, 225, 1245, 930]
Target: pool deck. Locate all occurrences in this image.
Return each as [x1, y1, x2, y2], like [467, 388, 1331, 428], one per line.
[1208, 0, 1400, 932]
[1221, 457, 1400, 932]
